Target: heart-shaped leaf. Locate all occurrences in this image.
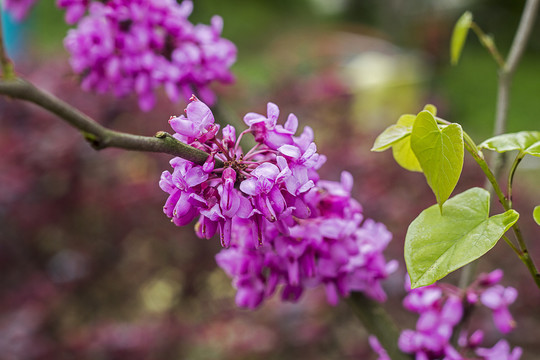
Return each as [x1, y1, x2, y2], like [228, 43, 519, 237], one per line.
[405, 187, 519, 288]
[479, 131, 540, 157]
[451, 11, 473, 65]
[411, 111, 464, 210]
[534, 206, 540, 226]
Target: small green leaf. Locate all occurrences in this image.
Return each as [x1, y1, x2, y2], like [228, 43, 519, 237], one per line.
[534, 206, 540, 226]
[371, 124, 411, 152]
[391, 114, 422, 172]
[371, 114, 416, 152]
[397, 114, 416, 127]
[423, 104, 437, 117]
[479, 131, 540, 157]
[451, 11, 473, 65]
[392, 136, 423, 172]
[405, 187, 519, 288]
[411, 111, 464, 210]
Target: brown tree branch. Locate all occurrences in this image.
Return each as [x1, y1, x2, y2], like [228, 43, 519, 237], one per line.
[0, 77, 222, 167]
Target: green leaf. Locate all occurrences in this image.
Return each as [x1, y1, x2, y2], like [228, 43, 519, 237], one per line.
[371, 124, 411, 152]
[534, 206, 540, 226]
[391, 114, 423, 172]
[371, 115, 416, 152]
[423, 104, 437, 117]
[451, 11, 473, 65]
[410, 111, 464, 210]
[405, 187, 519, 288]
[392, 136, 423, 172]
[479, 131, 540, 157]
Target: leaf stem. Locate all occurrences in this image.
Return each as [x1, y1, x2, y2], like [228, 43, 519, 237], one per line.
[502, 234, 521, 256]
[507, 151, 525, 208]
[469, 22, 506, 68]
[464, 142, 540, 288]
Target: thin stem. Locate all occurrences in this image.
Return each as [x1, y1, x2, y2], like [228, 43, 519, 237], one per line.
[347, 293, 413, 360]
[491, 0, 539, 180]
[235, 129, 251, 152]
[507, 151, 525, 208]
[457, 0, 539, 290]
[0, 11, 15, 79]
[502, 235, 521, 257]
[464, 142, 540, 288]
[469, 22, 506, 68]
[464, 142, 508, 209]
[0, 77, 223, 167]
[505, 0, 540, 73]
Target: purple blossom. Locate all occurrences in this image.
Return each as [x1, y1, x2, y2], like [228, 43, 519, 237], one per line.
[169, 98, 218, 143]
[480, 285, 518, 333]
[243, 103, 296, 150]
[398, 293, 463, 359]
[56, 0, 89, 24]
[369, 336, 390, 360]
[64, 0, 236, 111]
[475, 340, 522, 360]
[396, 270, 520, 360]
[3, 0, 39, 21]
[161, 99, 396, 308]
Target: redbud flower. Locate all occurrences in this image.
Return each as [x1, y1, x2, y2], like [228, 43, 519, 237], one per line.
[475, 340, 522, 360]
[480, 285, 518, 333]
[64, 0, 236, 111]
[397, 270, 520, 360]
[161, 99, 396, 308]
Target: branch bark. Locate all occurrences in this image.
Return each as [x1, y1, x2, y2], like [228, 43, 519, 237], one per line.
[0, 77, 222, 166]
[492, 0, 539, 171]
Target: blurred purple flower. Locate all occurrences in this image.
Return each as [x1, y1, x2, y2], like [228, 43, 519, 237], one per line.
[64, 0, 236, 111]
[3, 0, 39, 21]
[475, 340, 522, 360]
[56, 0, 89, 24]
[369, 336, 390, 360]
[480, 285, 518, 334]
[396, 270, 520, 360]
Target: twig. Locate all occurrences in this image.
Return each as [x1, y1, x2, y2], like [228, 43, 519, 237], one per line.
[0, 77, 223, 166]
[460, 0, 540, 289]
[491, 0, 539, 177]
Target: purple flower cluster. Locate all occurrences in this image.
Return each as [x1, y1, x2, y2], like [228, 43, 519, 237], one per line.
[160, 98, 397, 308]
[390, 270, 521, 360]
[63, 0, 236, 111]
[2, 0, 39, 21]
[56, 0, 89, 24]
